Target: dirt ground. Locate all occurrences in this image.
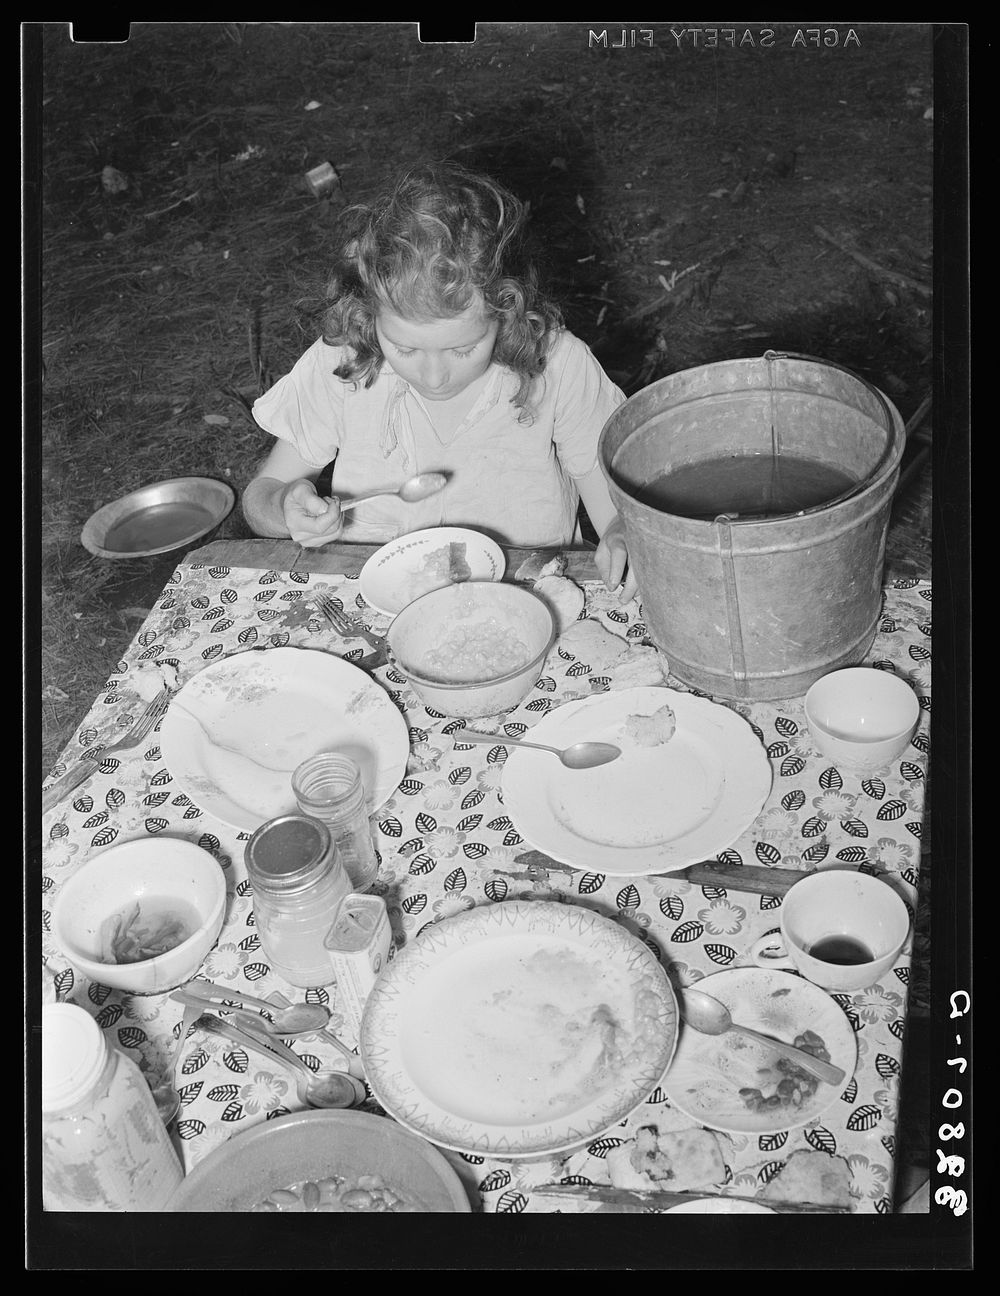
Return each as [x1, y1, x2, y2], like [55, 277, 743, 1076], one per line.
[31, 20, 942, 774]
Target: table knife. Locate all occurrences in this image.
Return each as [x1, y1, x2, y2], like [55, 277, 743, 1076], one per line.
[533, 1184, 850, 1214]
[514, 850, 805, 897]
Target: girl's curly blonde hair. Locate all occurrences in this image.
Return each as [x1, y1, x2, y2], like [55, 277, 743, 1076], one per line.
[322, 160, 563, 414]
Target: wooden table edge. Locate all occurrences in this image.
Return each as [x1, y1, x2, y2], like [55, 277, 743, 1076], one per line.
[187, 537, 601, 581]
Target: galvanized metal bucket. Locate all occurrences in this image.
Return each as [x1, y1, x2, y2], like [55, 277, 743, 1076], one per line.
[598, 351, 907, 700]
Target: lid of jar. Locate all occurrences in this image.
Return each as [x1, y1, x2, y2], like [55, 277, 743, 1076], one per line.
[42, 1003, 108, 1111]
[244, 814, 337, 891]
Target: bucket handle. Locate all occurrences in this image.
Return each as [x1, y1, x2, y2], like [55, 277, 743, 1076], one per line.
[739, 350, 901, 523]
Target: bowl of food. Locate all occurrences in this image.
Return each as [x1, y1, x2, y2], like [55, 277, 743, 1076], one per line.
[81, 476, 236, 559]
[50, 837, 227, 995]
[386, 580, 557, 718]
[804, 666, 920, 772]
[167, 1109, 472, 1212]
[358, 526, 505, 616]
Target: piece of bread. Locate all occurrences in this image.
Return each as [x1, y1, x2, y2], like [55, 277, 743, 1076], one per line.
[606, 1125, 729, 1193]
[625, 702, 677, 746]
[533, 574, 586, 635]
[558, 618, 632, 671]
[759, 1149, 852, 1208]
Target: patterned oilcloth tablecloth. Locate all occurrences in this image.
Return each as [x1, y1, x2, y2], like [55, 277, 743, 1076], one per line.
[40, 564, 931, 1214]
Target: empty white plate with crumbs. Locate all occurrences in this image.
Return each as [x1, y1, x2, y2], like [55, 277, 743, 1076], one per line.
[358, 527, 505, 616]
[500, 686, 773, 875]
[159, 646, 409, 832]
[360, 901, 679, 1158]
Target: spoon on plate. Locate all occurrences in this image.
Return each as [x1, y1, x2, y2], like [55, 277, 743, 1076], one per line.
[681, 986, 846, 1086]
[199, 1014, 366, 1109]
[171, 980, 330, 1036]
[336, 471, 448, 513]
[455, 727, 621, 770]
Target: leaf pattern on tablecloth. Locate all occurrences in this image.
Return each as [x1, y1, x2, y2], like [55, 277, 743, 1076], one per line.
[805, 1127, 838, 1154]
[41, 567, 931, 1201]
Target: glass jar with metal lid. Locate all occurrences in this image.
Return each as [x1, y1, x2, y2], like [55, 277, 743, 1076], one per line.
[244, 813, 353, 988]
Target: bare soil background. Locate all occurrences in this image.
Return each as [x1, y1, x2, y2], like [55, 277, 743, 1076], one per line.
[28, 21, 953, 1220]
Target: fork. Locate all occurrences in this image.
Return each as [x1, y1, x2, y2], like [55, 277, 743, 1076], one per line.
[314, 594, 387, 667]
[41, 685, 173, 814]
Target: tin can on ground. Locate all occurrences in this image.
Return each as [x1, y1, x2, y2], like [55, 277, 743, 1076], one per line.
[323, 893, 394, 1036]
[305, 161, 338, 198]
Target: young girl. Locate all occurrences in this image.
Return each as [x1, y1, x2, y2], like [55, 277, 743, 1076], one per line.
[242, 160, 635, 600]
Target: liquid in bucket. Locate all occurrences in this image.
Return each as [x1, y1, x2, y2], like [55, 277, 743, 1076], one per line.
[635, 452, 858, 521]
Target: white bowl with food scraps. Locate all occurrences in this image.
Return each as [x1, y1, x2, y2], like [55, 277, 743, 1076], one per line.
[51, 837, 227, 995]
[358, 526, 505, 616]
[386, 580, 557, 718]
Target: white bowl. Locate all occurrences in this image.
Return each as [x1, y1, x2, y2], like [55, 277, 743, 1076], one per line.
[358, 526, 505, 616]
[167, 1109, 471, 1212]
[386, 580, 556, 718]
[804, 666, 920, 771]
[51, 837, 228, 995]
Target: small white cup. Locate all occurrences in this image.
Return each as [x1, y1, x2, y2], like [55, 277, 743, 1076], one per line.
[750, 869, 911, 992]
[804, 667, 920, 772]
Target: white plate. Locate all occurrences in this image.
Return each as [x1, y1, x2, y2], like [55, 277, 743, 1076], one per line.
[664, 1199, 776, 1214]
[159, 647, 409, 832]
[661, 968, 858, 1135]
[358, 527, 505, 616]
[360, 901, 679, 1158]
[500, 686, 772, 876]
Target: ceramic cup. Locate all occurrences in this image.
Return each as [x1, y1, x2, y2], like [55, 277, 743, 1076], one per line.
[750, 870, 911, 992]
[803, 667, 920, 772]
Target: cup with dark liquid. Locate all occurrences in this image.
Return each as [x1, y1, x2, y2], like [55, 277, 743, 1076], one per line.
[750, 870, 910, 992]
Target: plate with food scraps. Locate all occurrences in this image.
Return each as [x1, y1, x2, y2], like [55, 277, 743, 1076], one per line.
[360, 900, 679, 1159]
[500, 686, 772, 876]
[159, 646, 409, 832]
[660, 968, 857, 1136]
[358, 526, 505, 617]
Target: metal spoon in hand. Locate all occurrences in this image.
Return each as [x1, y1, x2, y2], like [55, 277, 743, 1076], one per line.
[455, 727, 621, 770]
[171, 981, 330, 1036]
[336, 471, 448, 513]
[681, 986, 846, 1086]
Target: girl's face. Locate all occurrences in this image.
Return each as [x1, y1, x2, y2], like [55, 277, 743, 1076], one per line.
[375, 304, 499, 402]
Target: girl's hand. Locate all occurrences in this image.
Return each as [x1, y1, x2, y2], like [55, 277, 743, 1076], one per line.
[595, 514, 638, 604]
[281, 479, 344, 548]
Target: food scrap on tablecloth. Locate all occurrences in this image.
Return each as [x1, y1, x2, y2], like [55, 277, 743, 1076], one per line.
[605, 1124, 731, 1193]
[531, 560, 586, 635]
[759, 1148, 852, 1208]
[131, 659, 180, 700]
[556, 616, 669, 689]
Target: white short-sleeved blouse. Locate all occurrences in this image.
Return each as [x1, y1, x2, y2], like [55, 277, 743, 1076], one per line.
[250, 328, 625, 545]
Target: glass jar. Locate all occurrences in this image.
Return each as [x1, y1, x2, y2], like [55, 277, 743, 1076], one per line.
[291, 753, 380, 893]
[244, 813, 353, 988]
[41, 1002, 183, 1211]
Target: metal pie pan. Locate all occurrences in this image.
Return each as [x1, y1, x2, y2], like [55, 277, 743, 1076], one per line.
[81, 475, 236, 558]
